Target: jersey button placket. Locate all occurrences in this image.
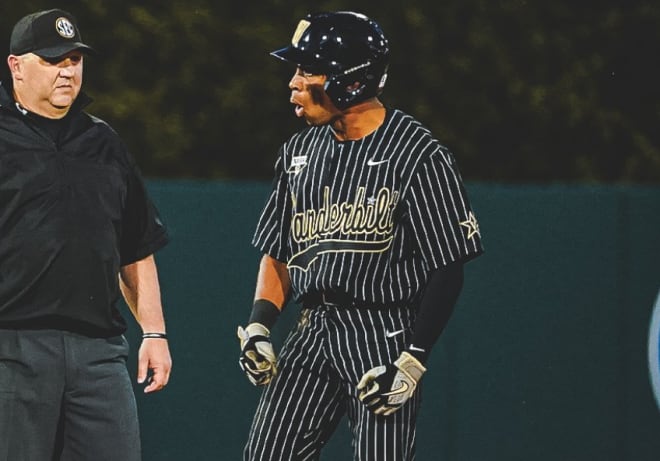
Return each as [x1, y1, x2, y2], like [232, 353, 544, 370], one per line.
[322, 140, 342, 188]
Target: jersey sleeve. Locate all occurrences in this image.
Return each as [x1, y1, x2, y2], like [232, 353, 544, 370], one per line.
[404, 147, 483, 270]
[252, 148, 292, 262]
[119, 158, 169, 266]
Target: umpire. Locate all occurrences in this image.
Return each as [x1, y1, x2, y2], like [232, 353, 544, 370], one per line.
[238, 11, 483, 461]
[0, 9, 171, 460]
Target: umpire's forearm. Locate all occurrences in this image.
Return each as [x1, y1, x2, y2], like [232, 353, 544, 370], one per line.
[119, 254, 167, 333]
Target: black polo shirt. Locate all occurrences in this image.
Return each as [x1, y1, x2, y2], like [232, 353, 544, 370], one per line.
[0, 82, 168, 336]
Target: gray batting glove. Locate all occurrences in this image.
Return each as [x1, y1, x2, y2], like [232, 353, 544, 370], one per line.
[357, 351, 426, 415]
[237, 323, 278, 386]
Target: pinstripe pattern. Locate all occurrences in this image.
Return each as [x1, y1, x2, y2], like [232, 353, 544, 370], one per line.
[249, 108, 482, 459]
[253, 109, 483, 304]
[244, 305, 419, 461]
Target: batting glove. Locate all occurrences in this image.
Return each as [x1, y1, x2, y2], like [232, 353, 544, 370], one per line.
[237, 323, 277, 386]
[357, 351, 426, 415]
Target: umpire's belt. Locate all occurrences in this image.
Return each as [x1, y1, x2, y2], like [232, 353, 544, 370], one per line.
[301, 291, 406, 310]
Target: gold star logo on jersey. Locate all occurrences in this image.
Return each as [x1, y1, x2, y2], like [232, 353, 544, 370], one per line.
[460, 212, 481, 240]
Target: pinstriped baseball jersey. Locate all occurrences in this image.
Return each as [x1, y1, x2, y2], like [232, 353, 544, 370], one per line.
[253, 108, 483, 304]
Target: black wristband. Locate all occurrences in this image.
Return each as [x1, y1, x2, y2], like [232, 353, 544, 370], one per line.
[249, 299, 281, 330]
[142, 332, 168, 339]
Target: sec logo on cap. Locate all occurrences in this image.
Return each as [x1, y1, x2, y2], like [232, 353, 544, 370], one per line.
[55, 17, 76, 38]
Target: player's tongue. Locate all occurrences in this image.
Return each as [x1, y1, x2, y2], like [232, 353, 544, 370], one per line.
[295, 105, 304, 118]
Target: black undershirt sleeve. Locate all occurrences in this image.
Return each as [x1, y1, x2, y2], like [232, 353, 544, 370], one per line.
[407, 261, 464, 364]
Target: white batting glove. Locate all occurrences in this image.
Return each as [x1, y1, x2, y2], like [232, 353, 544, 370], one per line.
[357, 351, 426, 415]
[237, 323, 277, 386]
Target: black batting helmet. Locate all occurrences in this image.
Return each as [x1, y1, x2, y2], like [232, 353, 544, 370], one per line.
[271, 11, 389, 109]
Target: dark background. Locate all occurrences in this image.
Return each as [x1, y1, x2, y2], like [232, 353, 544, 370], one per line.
[2, 0, 659, 183]
[124, 182, 660, 460]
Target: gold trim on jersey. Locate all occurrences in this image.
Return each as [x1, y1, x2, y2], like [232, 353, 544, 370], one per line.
[288, 236, 394, 271]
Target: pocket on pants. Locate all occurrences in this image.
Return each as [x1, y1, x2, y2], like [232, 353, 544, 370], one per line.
[102, 334, 130, 362]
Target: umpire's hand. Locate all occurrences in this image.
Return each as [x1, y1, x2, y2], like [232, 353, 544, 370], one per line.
[237, 323, 277, 386]
[357, 351, 426, 415]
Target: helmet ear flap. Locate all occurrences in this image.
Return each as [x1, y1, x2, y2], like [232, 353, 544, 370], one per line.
[325, 61, 388, 109]
[325, 76, 368, 110]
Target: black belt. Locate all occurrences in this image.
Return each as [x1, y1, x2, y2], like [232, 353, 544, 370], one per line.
[301, 291, 409, 310]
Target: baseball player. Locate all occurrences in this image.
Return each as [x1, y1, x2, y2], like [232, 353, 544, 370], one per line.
[238, 11, 483, 461]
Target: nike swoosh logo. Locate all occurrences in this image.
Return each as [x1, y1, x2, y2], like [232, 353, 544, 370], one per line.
[382, 381, 410, 396]
[385, 329, 405, 338]
[367, 158, 389, 167]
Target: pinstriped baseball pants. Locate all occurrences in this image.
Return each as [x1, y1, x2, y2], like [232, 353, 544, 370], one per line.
[244, 304, 421, 461]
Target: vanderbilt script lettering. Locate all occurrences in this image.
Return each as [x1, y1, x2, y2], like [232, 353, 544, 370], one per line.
[291, 186, 399, 243]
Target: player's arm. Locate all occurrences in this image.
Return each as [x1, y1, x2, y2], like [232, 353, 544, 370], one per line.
[406, 260, 464, 363]
[119, 254, 172, 394]
[358, 261, 464, 415]
[251, 253, 291, 327]
[237, 253, 291, 386]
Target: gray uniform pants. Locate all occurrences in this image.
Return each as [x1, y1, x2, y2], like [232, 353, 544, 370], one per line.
[244, 304, 421, 461]
[0, 329, 141, 461]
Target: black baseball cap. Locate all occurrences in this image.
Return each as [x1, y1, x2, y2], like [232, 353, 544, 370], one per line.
[9, 9, 95, 59]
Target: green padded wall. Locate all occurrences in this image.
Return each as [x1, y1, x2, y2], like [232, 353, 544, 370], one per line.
[122, 181, 660, 460]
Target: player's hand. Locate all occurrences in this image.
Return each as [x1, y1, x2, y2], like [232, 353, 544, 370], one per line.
[357, 351, 426, 415]
[237, 323, 277, 386]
